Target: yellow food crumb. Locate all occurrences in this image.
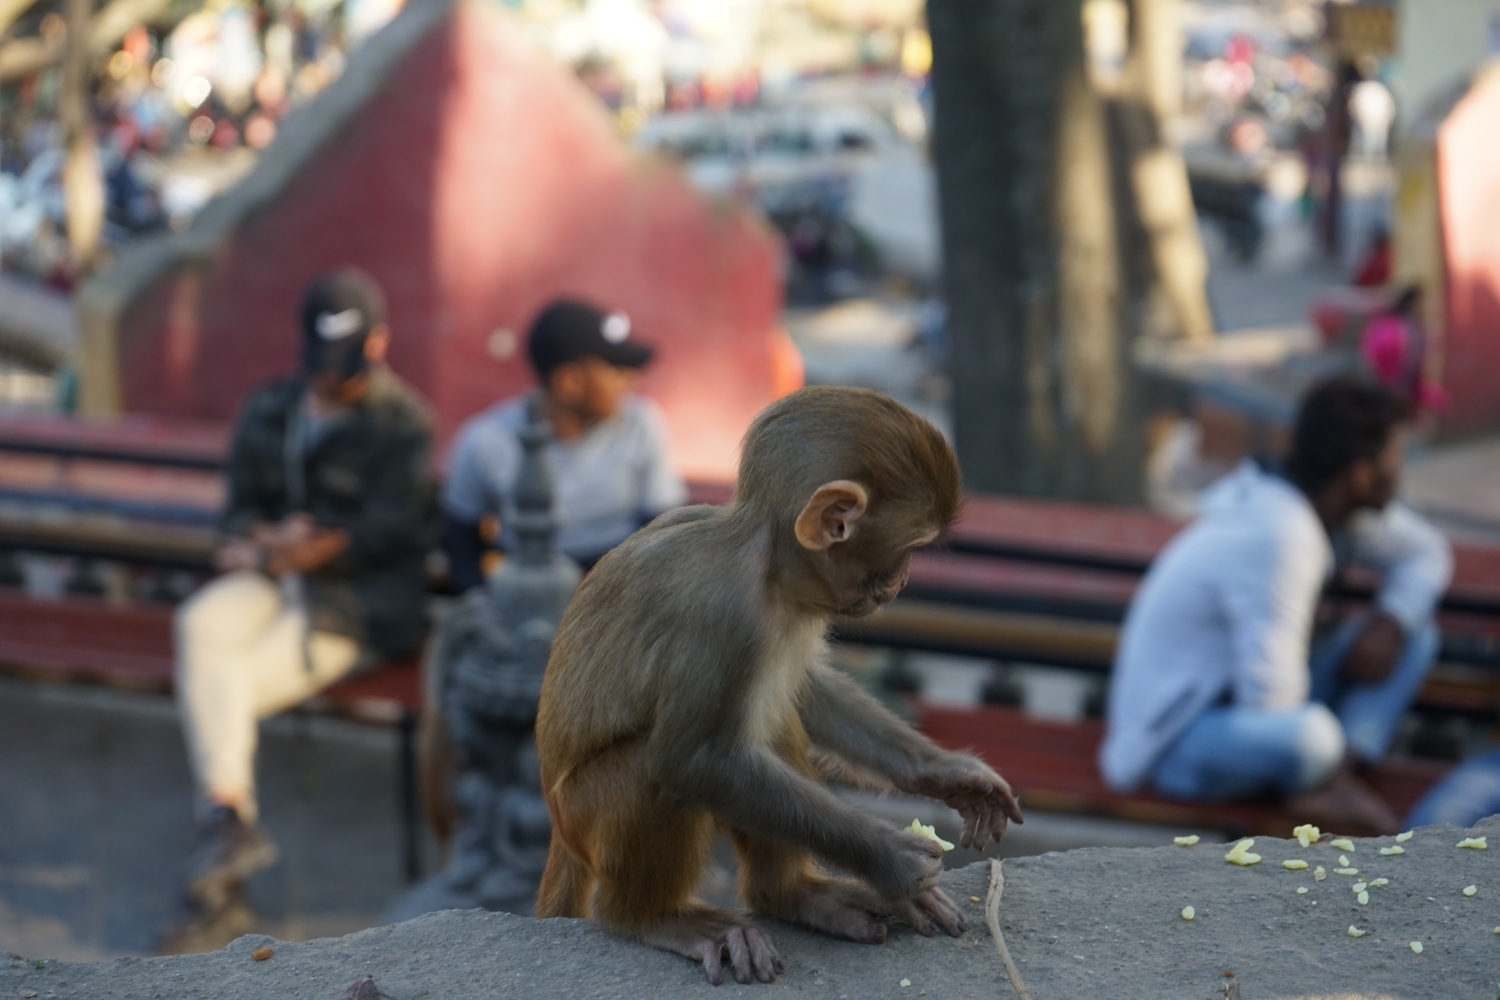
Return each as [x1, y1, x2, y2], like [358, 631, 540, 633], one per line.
[1174, 835, 1200, 846]
[1338, 854, 1350, 866]
[1314, 866, 1327, 881]
[1283, 859, 1308, 870]
[970, 896, 981, 903]
[900, 978, 912, 988]
[1347, 926, 1366, 938]
[1224, 839, 1261, 865]
[1296, 887, 1308, 895]
[1463, 885, 1478, 897]
[1409, 941, 1423, 954]
[1357, 891, 1369, 905]
[1292, 824, 1321, 848]
[1329, 838, 1355, 851]
[907, 819, 954, 852]
[1457, 836, 1488, 850]
[1334, 868, 1359, 876]
[1181, 906, 1195, 920]
[1395, 830, 1414, 843]
[1379, 846, 1405, 856]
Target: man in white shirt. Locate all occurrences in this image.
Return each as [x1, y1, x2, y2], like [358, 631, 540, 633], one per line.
[443, 300, 687, 586]
[1100, 377, 1452, 833]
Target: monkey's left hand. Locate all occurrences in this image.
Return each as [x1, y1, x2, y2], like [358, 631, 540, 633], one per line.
[910, 755, 1023, 850]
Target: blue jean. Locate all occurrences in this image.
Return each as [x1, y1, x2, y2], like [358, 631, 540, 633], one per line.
[1406, 747, 1500, 828]
[1152, 616, 1440, 801]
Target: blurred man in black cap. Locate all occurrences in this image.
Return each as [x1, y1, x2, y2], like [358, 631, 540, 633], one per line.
[442, 299, 685, 587]
[158, 267, 434, 952]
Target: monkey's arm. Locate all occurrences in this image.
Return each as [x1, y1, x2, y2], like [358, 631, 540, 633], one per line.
[799, 666, 1023, 848]
[646, 694, 938, 902]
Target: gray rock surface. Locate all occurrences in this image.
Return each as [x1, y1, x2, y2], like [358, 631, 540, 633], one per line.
[4, 819, 1496, 999]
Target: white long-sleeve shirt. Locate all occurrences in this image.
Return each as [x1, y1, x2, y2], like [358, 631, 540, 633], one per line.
[1099, 461, 1453, 792]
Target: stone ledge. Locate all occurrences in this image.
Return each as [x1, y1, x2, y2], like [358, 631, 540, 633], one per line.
[4, 819, 1496, 999]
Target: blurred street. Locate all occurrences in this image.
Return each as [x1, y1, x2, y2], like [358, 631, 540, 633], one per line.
[0, 677, 434, 959]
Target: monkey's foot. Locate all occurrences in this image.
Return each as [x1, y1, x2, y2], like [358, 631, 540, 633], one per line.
[772, 879, 967, 944]
[640, 914, 784, 986]
[777, 879, 891, 945]
[890, 886, 966, 938]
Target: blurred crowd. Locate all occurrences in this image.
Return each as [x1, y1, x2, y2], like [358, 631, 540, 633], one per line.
[0, 0, 398, 288]
[1176, 0, 1399, 274]
[0, 0, 936, 291]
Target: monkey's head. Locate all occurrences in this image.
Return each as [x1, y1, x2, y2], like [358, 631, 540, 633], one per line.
[737, 386, 961, 618]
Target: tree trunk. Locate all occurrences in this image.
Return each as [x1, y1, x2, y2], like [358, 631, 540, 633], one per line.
[60, 0, 104, 276]
[1120, 0, 1213, 345]
[929, 0, 1146, 502]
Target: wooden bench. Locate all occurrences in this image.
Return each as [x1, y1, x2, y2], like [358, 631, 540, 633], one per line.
[919, 702, 1452, 836]
[0, 589, 419, 716]
[0, 587, 1460, 840]
[1, 414, 1496, 837]
[868, 495, 1500, 720]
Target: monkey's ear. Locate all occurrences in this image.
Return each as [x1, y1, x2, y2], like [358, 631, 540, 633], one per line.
[794, 480, 868, 550]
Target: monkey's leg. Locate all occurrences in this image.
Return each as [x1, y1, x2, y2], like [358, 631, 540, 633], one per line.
[536, 746, 635, 919]
[537, 737, 702, 920]
[729, 729, 888, 941]
[733, 830, 968, 942]
[544, 744, 782, 983]
[535, 826, 590, 918]
[597, 820, 783, 985]
[582, 753, 782, 985]
[733, 831, 885, 944]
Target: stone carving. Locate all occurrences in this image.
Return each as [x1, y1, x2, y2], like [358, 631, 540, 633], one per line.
[387, 396, 579, 920]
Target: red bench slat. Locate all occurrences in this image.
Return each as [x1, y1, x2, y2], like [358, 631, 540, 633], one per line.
[0, 591, 174, 687]
[0, 590, 420, 713]
[919, 702, 1451, 834]
[0, 413, 230, 467]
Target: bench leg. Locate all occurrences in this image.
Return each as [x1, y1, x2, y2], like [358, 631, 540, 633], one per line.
[399, 709, 420, 882]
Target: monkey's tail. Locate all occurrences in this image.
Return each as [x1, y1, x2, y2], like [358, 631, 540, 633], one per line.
[535, 829, 591, 919]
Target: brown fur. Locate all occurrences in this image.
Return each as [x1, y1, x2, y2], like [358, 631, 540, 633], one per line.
[533, 387, 1020, 985]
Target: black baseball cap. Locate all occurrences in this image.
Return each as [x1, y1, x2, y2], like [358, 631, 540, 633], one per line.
[527, 299, 654, 379]
[301, 267, 386, 379]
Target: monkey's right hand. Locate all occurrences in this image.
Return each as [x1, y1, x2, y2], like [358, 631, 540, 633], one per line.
[911, 753, 1025, 851]
[871, 829, 945, 902]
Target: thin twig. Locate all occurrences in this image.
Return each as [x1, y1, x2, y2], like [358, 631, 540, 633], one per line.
[985, 858, 1035, 1000]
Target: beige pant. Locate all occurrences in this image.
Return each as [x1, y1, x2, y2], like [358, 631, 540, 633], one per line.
[174, 571, 361, 820]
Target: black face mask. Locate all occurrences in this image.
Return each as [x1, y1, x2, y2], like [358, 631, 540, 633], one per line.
[303, 335, 370, 381]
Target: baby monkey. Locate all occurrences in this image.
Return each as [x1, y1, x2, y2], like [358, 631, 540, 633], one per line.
[534, 386, 1023, 985]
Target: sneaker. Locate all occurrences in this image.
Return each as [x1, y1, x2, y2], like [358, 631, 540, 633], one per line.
[185, 806, 280, 901]
[1287, 768, 1400, 837]
[153, 882, 255, 955]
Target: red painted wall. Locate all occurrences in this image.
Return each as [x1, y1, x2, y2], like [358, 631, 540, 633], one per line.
[1437, 69, 1500, 437]
[114, 1, 786, 480]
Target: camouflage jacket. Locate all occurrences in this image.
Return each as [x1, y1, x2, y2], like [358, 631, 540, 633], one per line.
[222, 365, 435, 657]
